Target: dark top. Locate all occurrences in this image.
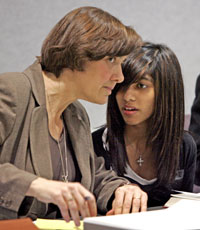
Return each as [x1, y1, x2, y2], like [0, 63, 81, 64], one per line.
[92, 127, 197, 207]
[189, 74, 200, 185]
[48, 124, 81, 182]
[47, 124, 81, 218]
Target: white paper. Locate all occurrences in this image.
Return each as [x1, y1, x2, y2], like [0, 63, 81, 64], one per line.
[84, 199, 200, 230]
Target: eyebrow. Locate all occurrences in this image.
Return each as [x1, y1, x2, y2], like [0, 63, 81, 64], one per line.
[140, 75, 153, 82]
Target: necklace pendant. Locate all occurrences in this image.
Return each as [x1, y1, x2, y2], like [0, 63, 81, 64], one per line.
[136, 155, 144, 167]
[62, 175, 68, 182]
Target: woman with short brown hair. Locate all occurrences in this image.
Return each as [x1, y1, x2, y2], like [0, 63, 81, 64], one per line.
[0, 6, 146, 227]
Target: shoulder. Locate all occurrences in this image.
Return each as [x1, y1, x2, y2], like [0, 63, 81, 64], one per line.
[182, 131, 196, 149]
[195, 74, 200, 87]
[64, 100, 95, 133]
[92, 126, 107, 149]
[0, 71, 28, 84]
[68, 100, 89, 121]
[0, 71, 32, 109]
[0, 71, 31, 144]
[92, 127, 106, 140]
[92, 127, 107, 156]
[70, 100, 87, 112]
[0, 71, 31, 96]
[180, 131, 197, 162]
[192, 74, 200, 100]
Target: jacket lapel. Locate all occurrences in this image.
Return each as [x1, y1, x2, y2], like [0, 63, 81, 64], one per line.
[23, 60, 53, 179]
[63, 104, 91, 189]
[23, 60, 46, 105]
[29, 106, 53, 179]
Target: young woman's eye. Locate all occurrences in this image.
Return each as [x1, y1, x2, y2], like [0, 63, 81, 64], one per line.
[137, 83, 147, 89]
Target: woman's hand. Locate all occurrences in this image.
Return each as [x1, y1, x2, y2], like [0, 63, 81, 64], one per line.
[106, 183, 147, 215]
[26, 178, 97, 226]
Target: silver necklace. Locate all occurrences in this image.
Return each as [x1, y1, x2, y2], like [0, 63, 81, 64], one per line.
[57, 127, 68, 182]
[45, 91, 68, 182]
[125, 137, 145, 167]
[136, 155, 144, 167]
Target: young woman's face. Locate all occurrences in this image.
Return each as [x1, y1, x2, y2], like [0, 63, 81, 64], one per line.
[74, 56, 127, 104]
[116, 75, 155, 127]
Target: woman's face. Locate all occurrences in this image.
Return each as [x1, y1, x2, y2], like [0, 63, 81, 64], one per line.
[116, 74, 155, 127]
[74, 56, 127, 104]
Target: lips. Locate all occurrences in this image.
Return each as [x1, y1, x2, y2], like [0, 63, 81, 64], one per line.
[104, 86, 114, 91]
[123, 105, 138, 111]
[103, 85, 115, 95]
[122, 105, 139, 115]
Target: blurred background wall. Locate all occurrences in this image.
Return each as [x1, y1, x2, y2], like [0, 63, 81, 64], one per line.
[0, 0, 199, 130]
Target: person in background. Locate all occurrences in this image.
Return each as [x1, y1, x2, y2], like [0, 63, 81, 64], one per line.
[92, 42, 196, 208]
[0, 6, 148, 227]
[189, 74, 200, 192]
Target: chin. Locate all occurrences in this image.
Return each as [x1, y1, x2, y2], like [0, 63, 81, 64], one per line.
[95, 100, 107, 105]
[124, 120, 140, 126]
[93, 97, 108, 105]
[84, 99, 106, 105]
[85, 95, 108, 105]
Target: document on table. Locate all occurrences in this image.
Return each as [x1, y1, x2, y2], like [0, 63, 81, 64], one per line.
[165, 190, 200, 207]
[171, 190, 200, 200]
[84, 199, 200, 230]
[34, 218, 83, 230]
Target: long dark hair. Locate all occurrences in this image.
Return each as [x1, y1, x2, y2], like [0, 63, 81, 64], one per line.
[107, 42, 184, 184]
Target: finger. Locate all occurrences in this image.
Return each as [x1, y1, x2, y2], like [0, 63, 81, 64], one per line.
[131, 197, 141, 213]
[106, 209, 114, 216]
[84, 195, 97, 217]
[122, 192, 133, 214]
[140, 192, 148, 212]
[129, 185, 146, 213]
[112, 188, 125, 215]
[56, 195, 71, 223]
[79, 187, 97, 217]
[71, 189, 90, 219]
[63, 193, 80, 227]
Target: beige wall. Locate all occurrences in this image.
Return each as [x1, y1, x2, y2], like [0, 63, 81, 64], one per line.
[0, 0, 199, 130]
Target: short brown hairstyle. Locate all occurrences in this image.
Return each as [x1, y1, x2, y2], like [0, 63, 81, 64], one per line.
[40, 6, 141, 77]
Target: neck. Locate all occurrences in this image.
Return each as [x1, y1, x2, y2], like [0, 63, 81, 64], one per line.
[124, 123, 148, 146]
[43, 70, 76, 120]
[124, 123, 156, 178]
[42, 70, 77, 140]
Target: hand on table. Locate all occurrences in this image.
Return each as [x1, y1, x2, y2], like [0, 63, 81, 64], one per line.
[106, 183, 148, 215]
[26, 178, 97, 226]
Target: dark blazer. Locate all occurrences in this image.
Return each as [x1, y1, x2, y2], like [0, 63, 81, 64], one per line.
[0, 60, 128, 219]
[189, 74, 200, 185]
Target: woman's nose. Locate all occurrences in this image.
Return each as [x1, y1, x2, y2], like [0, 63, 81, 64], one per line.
[110, 66, 124, 83]
[123, 86, 136, 102]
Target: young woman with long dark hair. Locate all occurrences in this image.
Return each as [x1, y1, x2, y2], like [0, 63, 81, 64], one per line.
[92, 42, 196, 207]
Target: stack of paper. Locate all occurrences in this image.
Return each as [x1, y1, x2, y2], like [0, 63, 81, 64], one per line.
[165, 190, 200, 207]
[34, 191, 200, 230]
[84, 199, 200, 230]
[171, 190, 200, 200]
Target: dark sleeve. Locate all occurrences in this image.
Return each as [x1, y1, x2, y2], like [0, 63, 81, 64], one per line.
[92, 127, 112, 170]
[179, 132, 197, 190]
[189, 74, 200, 185]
